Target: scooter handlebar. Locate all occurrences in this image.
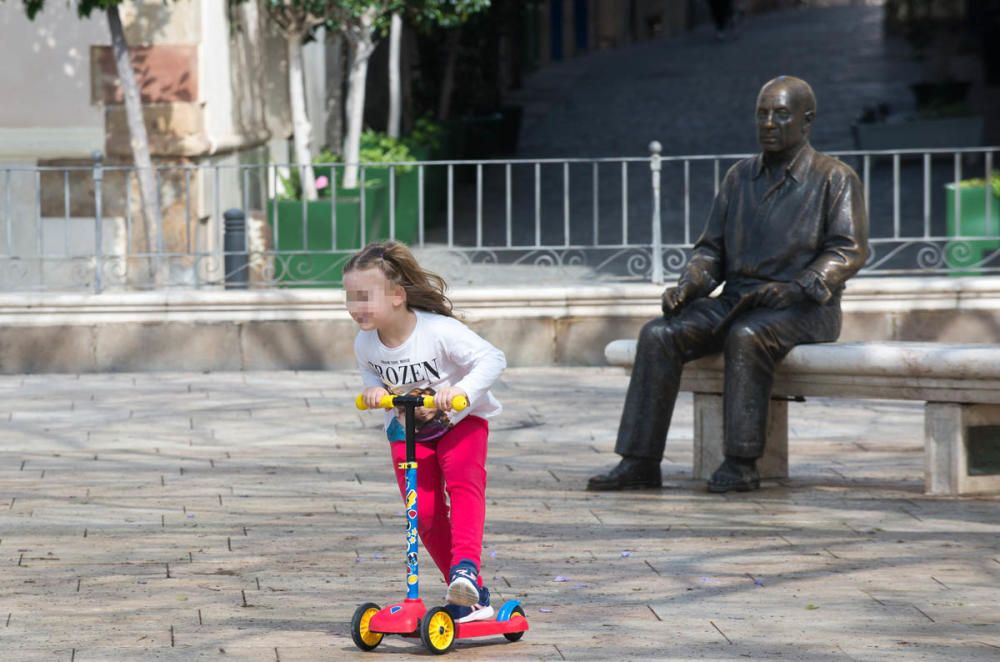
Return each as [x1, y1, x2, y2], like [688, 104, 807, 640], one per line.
[355, 393, 469, 412]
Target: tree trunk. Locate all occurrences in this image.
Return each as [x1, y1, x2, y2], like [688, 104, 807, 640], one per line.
[342, 8, 377, 190]
[302, 26, 327, 159]
[437, 27, 461, 121]
[324, 31, 345, 155]
[387, 13, 402, 138]
[402, 25, 414, 135]
[288, 32, 317, 201]
[107, 5, 160, 285]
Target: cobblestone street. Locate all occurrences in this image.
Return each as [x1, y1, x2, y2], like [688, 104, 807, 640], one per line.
[2, 368, 998, 660]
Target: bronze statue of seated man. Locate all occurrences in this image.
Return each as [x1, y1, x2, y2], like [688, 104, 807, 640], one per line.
[588, 76, 869, 493]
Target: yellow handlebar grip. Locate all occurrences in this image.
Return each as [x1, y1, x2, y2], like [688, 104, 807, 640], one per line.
[356, 393, 468, 410]
[420, 395, 468, 410]
[356, 394, 399, 410]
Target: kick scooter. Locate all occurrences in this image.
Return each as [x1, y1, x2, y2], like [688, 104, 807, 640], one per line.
[350, 392, 529, 655]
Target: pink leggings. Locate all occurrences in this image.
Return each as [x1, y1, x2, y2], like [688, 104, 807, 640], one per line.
[391, 415, 488, 585]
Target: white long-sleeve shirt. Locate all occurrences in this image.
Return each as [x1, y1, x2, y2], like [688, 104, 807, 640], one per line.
[354, 310, 506, 443]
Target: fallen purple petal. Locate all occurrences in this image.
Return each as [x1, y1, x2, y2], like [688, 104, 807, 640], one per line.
[621, 551, 632, 558]
[539, 608, 553, 613]
[553, 575, 569, 582]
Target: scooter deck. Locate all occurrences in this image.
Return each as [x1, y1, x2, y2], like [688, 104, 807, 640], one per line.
[369, 598, 425, 634]
[368, 601, 530, 639]
[455, 616, 529, 639]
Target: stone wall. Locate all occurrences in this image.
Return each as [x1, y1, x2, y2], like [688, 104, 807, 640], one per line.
[0, 277, 996, 374]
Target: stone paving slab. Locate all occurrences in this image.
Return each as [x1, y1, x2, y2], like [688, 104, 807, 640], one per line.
[1, 367, 999, 660]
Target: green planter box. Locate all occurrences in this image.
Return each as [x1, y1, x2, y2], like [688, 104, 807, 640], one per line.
[945, 183, 1000, 276]
[361, 166, 420, 245]
[267, 184, 385, 288]
[267, 166, 422, 287]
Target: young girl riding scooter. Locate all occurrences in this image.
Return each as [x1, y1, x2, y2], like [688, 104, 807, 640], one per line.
[345, 241, 506, 623]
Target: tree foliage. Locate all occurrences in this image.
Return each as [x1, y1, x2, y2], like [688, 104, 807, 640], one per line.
[405, 0, 490, 30]
[228, 0, 405, 37]
[229, 0, 343, 37]
[22, 0, 126, 20]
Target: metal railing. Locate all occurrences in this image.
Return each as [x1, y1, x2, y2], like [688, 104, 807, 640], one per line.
[0, 144, 997, 292]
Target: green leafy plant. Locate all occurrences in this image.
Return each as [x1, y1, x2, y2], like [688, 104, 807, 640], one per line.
[958, 171, 1000, 198]
[404, 116, 444, 153]
[358, 130, 415, 167]
[278, 131, 416, 200]
[916, 101, 974, 120]
[278, 149, 338, 201]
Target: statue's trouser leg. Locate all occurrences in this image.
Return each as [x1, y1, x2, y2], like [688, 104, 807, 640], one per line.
[614, 297, 736, 460]
[723, 301, 842, 459]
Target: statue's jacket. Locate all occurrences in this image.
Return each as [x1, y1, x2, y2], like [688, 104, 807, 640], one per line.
[682, 143, 870, 305]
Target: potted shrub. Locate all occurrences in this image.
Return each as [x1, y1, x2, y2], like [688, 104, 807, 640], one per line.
[267, 132, 418, 287]
[355, 130, 420, 247]
[268, 158, 385, 288]
[945, 170, 1000, 275]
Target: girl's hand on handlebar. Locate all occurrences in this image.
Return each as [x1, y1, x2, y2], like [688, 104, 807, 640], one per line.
[434, 387, 467, 412]
[363, 386, 390, 410]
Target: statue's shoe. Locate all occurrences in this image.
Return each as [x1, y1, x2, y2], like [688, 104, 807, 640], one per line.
[587, 458, 661, 491]
[707, 458, 760, 493]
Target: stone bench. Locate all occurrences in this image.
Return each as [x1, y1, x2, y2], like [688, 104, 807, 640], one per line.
[604, 340, 1000, 496]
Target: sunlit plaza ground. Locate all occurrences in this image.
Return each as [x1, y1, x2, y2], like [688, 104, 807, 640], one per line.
[2, 367, 998, 660]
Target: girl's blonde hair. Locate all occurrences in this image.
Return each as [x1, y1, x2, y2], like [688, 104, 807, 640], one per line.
[344, 241, 453, 317]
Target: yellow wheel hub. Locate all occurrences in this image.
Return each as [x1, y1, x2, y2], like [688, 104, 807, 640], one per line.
[358, 608, 383, 647]
[427, 611, 455, 651]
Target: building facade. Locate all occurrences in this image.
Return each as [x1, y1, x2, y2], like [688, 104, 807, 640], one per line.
[0, 0, 292, 290]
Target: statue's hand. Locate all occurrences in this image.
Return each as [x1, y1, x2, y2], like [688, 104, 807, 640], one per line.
[661, 281, 698, 315]
[749, 282, 806, 309]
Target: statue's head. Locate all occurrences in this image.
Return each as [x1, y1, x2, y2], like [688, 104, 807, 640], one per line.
[756, 76, 816, 156]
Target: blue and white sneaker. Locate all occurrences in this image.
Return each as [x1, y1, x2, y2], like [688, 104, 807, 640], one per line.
[447, 561, 481, 607]
[444, 585, 494, 624]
